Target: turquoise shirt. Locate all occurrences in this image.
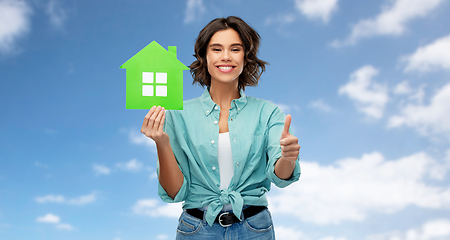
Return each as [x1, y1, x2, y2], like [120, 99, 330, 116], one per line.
[158, 88, 301, 226]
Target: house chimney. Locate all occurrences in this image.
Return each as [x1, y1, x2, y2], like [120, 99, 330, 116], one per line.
[168, 46, 177, 56]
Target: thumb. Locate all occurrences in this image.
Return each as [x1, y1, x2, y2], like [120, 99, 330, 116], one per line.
[281, 114, 291, 139]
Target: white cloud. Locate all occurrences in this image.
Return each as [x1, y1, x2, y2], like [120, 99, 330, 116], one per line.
[331, 0, 444, 47]
[93, 164, 111, 175]
[394, 80, 413, 95]
[274, 226, 307, 240]
[67, 193, 96, 205]
[36, 213, 60, 223]
[156, 234, 169, 240]
[116, 159, 144, 172]
[339, 65, 388, 119]
[45, 0, 67, 28]
[35, 195, 65, 204]
[269, 151, 450, 225]
[184, 0, 205, 24]
[308, 99, 332, 112]
[36, 213, 74, 230]
[132, 198, 181, 218]
[366, 219, 450, 240]
[274, 225, 347, 240]
[56, 223, 74, 230]
[294, 0, 338, 23]
[402, 35, 450, 73]
[0, 0, 32, 54]
[264, 14, 297, 26]
[128, 128, 156, 149]
[388, 83, 450, 137]
[35, 193, 96, 205]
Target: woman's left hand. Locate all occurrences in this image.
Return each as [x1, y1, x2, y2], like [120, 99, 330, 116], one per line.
[279, 114, 300, 162]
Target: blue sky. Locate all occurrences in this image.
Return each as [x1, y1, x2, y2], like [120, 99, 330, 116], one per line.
[1, 0, 450, 239]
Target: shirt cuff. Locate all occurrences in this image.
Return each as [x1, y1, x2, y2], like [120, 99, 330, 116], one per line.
[267, 154, 301, 188]
[158, 176, 188, 203]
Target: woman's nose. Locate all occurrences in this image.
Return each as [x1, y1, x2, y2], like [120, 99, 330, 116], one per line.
[221, 51, 231, 61]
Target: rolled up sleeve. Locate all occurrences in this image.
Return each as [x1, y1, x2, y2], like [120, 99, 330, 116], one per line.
[264, 106, 301, 188]
[157, 111, 190, 203]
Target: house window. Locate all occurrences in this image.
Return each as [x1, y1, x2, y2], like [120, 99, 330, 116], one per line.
[142, 72, 167, 97]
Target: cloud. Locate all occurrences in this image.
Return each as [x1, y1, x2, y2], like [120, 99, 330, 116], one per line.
[366, 219, 450, 240]
[264, 14, 297, 26]
[331, 0, 444, 47]
[308, 99, 332, 112]
[35, 193, 96, 205]
[393, 80, 413, 95]
[184, 0, 205, 24]
[156, 235, 169, 240]
[402, 35, 450, 73]
[132, 198, 182, 218]
[56, 223, 74, 230]
[339, 65, 388, 119]
[116, 159, 144, 172]
[45, 0, 67, 29]
[388, 83, 450, 138]
[93, 164, 111, 175]
[0, 0, 32, 54]
[128, 128, 156, 149]
[294, 0, 338, 23]
[36, 213, 60, 223]
[274, 225, 347, 240]
[36, 213, 74, 230]
[268, 151, 450, 225]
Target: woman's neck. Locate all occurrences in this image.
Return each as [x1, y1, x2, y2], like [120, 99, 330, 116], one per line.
[209, 81, 240, 110]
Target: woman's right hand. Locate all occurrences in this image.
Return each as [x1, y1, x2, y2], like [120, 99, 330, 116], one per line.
[141, 106, 168, 144]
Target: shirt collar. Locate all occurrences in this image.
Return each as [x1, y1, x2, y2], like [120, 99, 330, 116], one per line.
[201, 87, 248, 116]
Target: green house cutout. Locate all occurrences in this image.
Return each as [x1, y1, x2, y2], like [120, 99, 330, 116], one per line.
[120, 41, 189, 110]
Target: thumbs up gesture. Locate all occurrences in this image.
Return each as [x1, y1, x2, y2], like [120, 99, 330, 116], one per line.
[279, 114, 300, 162]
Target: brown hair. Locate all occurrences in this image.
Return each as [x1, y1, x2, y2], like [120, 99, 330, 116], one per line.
[190, 16, 268, 90]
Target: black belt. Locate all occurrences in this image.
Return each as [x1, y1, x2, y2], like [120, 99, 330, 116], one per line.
[186, 205, 267, 227]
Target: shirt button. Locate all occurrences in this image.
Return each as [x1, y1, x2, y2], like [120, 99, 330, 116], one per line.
[214, 106, 218, 110]
[236, 162, 239, 167]
[212, 166, 216, 170]
[214, 121, 218, 124]
[211, 140, 215, 144]
[206, 110, 209, 114]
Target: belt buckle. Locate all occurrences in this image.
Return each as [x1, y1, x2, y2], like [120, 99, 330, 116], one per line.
[218, 212, 232, 227]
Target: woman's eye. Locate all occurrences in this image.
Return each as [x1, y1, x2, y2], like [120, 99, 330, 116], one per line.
[212, 48, 221, 52]
[232, 48, 241, 52]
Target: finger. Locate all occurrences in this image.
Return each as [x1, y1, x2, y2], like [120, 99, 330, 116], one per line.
[153, 107, 165, 130]
[281, 143, 301, 152]
[281, 114, 292, 139]
[142, 106, 157, 132]
[280, 136, 299, 146]
[157, 108, 166, 133]
[149, 106, 162, 129]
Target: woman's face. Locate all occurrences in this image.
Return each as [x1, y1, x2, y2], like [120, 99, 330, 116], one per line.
[206, 28, 245, 86]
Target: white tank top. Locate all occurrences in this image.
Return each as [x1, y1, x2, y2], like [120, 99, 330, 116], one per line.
[201, 132, 234, 211]
[218, 132, 234, 190]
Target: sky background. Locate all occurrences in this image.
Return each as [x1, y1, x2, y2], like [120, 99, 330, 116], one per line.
[1, 0, 450, 239]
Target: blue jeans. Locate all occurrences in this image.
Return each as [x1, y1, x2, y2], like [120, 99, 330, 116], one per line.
[175, 208, 275, 240]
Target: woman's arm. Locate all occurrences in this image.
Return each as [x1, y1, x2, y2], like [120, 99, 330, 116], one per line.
[141, 106, 183, 199]
[274, 114, 300, 180]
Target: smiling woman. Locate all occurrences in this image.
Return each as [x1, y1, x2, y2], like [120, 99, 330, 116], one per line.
[140, 16, 301, 240]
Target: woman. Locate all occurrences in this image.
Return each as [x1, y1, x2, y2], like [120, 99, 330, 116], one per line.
[141, 16, 301, 239]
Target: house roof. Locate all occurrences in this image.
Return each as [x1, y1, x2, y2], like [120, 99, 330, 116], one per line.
[120, 41, 189, 71]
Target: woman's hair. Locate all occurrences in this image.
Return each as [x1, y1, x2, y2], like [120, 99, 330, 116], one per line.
[190, 16, 268, 90]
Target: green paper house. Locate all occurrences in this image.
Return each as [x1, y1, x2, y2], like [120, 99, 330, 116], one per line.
[120, 41, 189, 110]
